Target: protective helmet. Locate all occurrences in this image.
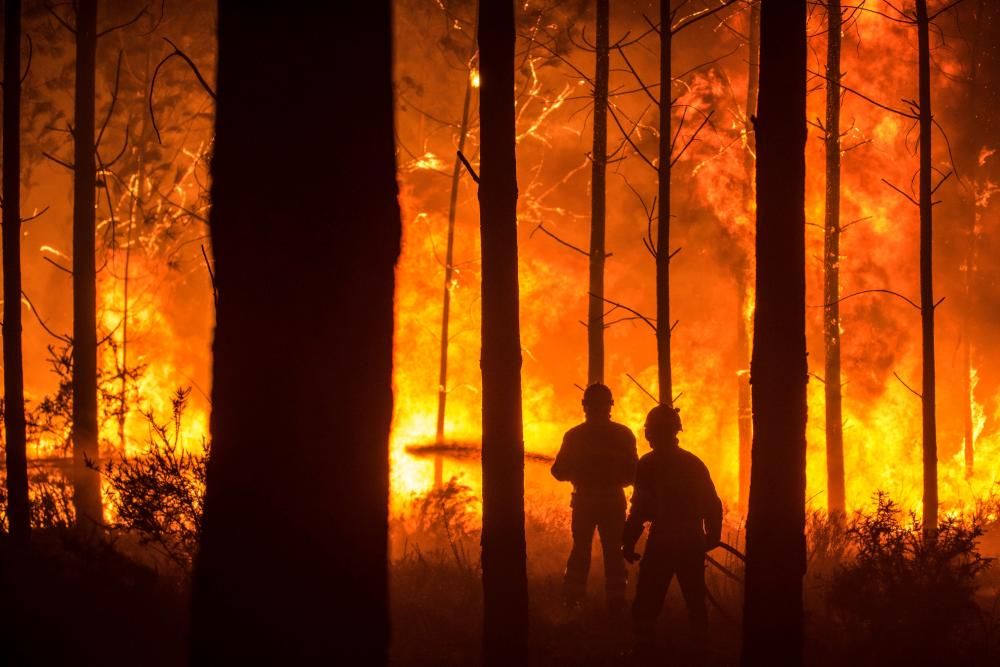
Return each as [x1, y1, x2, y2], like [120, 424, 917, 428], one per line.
[582, 383, 614, 405]
[645, 404, 682, 433]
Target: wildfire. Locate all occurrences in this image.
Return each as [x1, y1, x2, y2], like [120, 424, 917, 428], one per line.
[388, 1, 1000, 520]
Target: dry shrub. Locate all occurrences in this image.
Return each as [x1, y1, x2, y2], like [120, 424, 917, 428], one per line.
[825, 491, 995, 665]
[100, 387, 207, 573]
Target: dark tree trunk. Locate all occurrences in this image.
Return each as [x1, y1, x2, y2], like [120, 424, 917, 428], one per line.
[478, 0, 528, 662]
[72, 0, 104, 531]
[737, 0, 760, 514]
[741, 1, 808, 664]
[587, 0, 609, 385]
[190, 3, 399, 662]
[657, 0, 673, 404]
[823, 0, 846, 516]
[916, 0, 938, 532]
[3, 0, 30, 544]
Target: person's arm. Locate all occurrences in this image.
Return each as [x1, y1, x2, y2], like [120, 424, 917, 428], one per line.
[550, 431, 576, 482]
[622, 457, 655, 560]
[616, 428, 639, 488]
[701, 464, 723, 550]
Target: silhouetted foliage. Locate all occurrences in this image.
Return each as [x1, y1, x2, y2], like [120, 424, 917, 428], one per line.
[826, 493, 994, 665]
[410, 477, 480, 571]
[100, 388, 206, 573]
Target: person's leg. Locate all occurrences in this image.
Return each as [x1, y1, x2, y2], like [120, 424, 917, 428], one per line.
[676, 551, 709, 656]
[564, 502, 596, 605]
[596, 499, 627, 611]
[631, 553, 673, 657]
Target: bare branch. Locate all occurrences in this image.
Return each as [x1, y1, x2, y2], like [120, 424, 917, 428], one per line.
[42, 151, 74, 171]
[97, 5, 148, 38]
[671, 109, 715, 166]
[150, 37, 216, 144]
[45, 4, 75, 34]
[201, 245, 217, 309]
[807, 68, 918, 119]
[626, 373, 659, 404]
[840, 215, 872, 232]
[21, 290, 71, 343]
[818, 288, 921, 311]
[457, 150, 480, 183]
[615, 45, 659, 106]
[893, 371, 922, 399]
[592, 294, 657, 333]
[96, 50, 124, 150]
[43, 256, 72, 275]
[881, 178, 919, 206]
[531, 223, 589, 257]
[931, 170, 952, 194]
[672, 0, 740, 35]
[20, 33, 33, 84]
[21, 205, 50, 223]
[607, 105, 657, 172]
[928, 0, 969, 22]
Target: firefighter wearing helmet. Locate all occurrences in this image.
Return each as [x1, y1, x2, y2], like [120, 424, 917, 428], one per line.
[551, 383, 638, 611]
[622, 403, 723, 656]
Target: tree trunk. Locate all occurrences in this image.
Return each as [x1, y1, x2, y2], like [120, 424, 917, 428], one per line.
[435, 2, 480, 487]
[478, 0, 529, 662]
[587, 0, 609, 385]
[3, 0, 30, 544]
[657, 0, 673, 404]
[823, 0, 846, 516]
[916, 0, 938, 533]
[72, 0, 104, 532]
[741, 1, 808, 664]
[190, 3, 399, 662]
[737, 0, 760, 514]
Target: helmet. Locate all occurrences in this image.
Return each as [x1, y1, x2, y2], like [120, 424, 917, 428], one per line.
[582, 383, 613, 405]
[645, 404, 682, 433]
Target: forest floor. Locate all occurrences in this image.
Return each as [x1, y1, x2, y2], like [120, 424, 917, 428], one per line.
[2, 493, 1000, 666]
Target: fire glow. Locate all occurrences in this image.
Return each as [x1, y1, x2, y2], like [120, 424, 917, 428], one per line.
[389, 1, 1000, 519]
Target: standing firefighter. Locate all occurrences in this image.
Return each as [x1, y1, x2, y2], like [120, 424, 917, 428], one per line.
[622, 404, 723, 655]
[551, 383, 638, 610]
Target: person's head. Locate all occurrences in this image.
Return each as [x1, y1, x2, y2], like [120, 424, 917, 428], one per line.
[582, 383, 614, 421]
[644, 404, 682, 449]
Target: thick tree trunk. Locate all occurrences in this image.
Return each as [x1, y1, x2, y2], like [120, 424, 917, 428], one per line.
[190, 3, 399, 662]
[741, 1, 808, 665]
[657, 0, 673, 404]
[436, 3, 480, 487]
[3, 0, 30, 544]
[72, 0, 104, 532]
[737, 0, 760, 514]
[916, 0, 938, 533]
[587, 0, 609, 385]
[478, 0, 529, 662]
[823, 0, 846, 516]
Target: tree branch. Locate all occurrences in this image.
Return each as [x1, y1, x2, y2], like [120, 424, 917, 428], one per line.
[457, 150, 480, 183]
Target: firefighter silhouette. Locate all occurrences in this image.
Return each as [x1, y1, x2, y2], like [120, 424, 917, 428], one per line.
[551, 383, 638, 610]
[622, 404, 723, 654]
